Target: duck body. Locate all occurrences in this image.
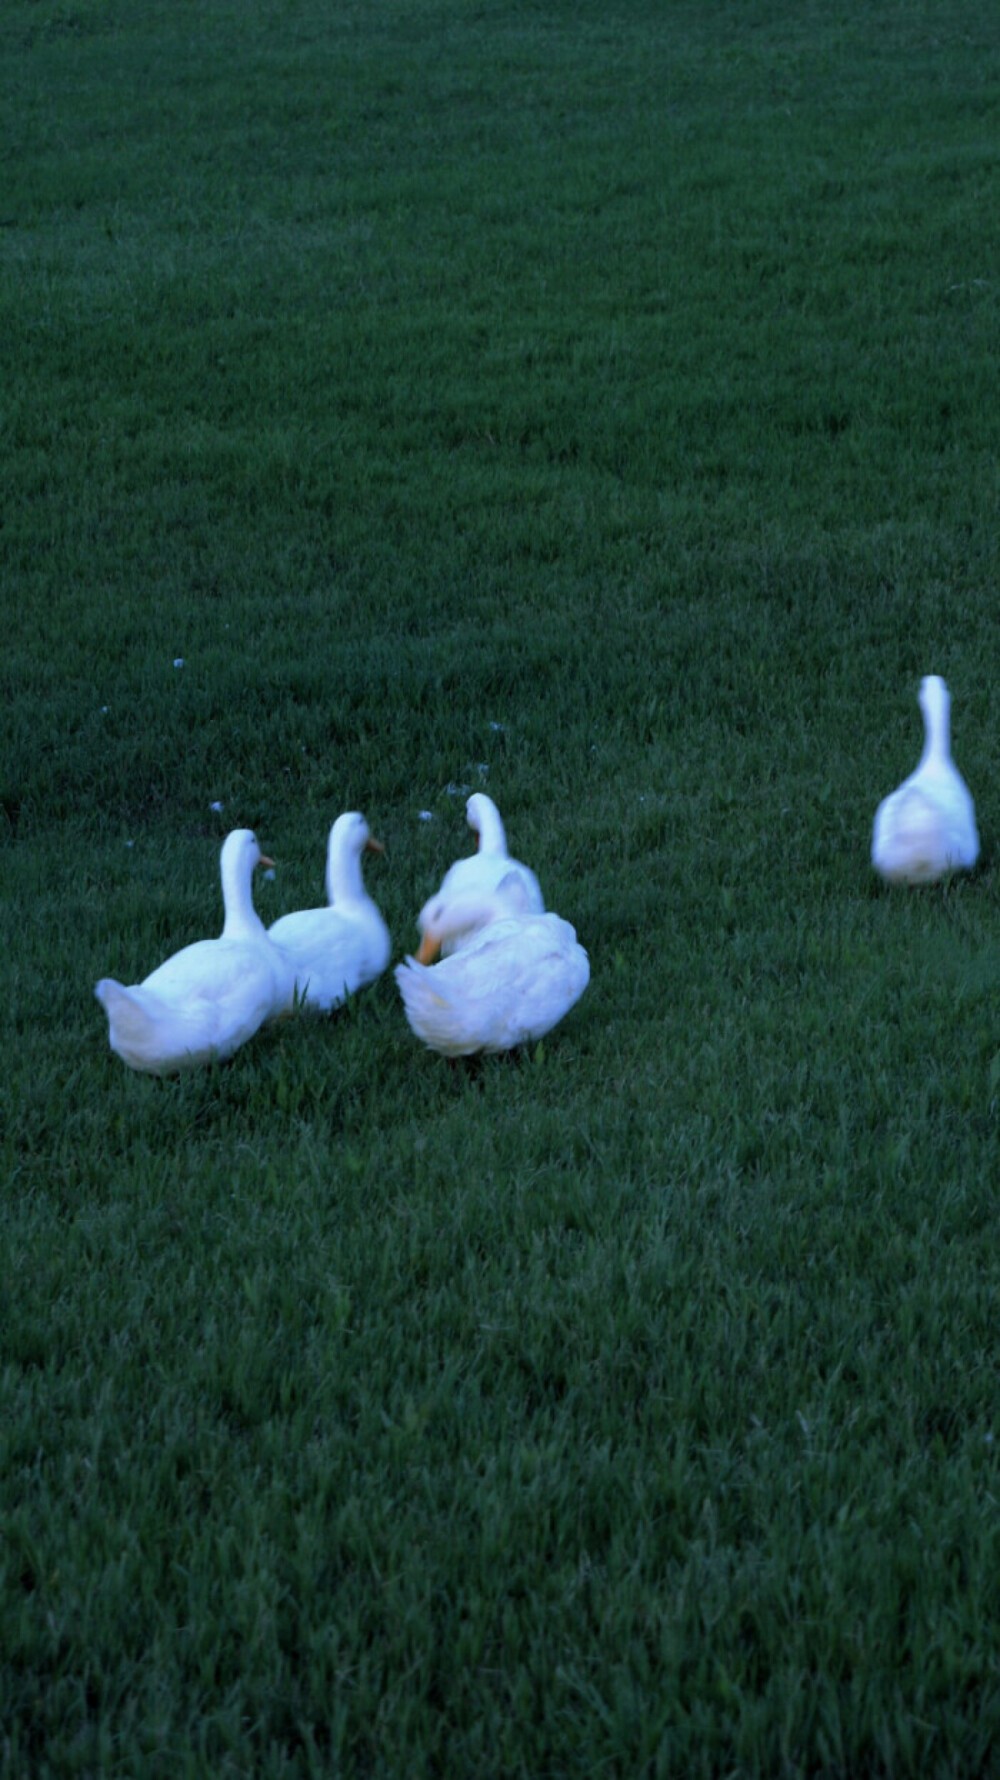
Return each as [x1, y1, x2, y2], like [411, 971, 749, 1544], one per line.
[96, 830, 294, 1074]
[268, 812, 390, 1012]
[396, 876, 589, 1057]
[432, 793, 544, 949]
[872, 676, 979, 885]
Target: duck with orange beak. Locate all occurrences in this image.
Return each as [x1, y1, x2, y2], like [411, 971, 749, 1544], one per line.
[396, 873, 589, 1058]
[268, 811, 390, 1012]
[432, 793, 544, 948]
[96, 829, 294, 1073]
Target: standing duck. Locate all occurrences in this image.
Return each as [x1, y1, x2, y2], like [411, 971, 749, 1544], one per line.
[872, 675, 979, 884]
[433, 793, 544, 935]
[268, 811, 390, 1012]
[95, 829, 294, 1073]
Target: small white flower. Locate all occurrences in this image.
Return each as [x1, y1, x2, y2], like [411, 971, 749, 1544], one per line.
[101, 705, 109, 714]
[445, 781, 470, 797]
[210, 801, 224, 813]
[173, 658, 184, 668]
[125, 840, 134, 849]
[418, 810, 434, 822]
[262, 867, 276, 881]
[489, 721, 505, 733]
[477, 763, 489, 779]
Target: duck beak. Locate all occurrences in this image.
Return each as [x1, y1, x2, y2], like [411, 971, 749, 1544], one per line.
[416, 932, 442, 965]
[257, 855, 275, 871]
[365, 837, 385, 855]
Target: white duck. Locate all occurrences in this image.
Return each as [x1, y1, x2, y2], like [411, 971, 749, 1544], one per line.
[872, 675, 979, 884]
[431, 794, 544, 946]
[268, 811, 390, 1012]
[95, 829, 294, 1074]
[396, 873, 589, 1057]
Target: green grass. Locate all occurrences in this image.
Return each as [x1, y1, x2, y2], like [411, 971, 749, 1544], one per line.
[3, 0, 1000, 1772]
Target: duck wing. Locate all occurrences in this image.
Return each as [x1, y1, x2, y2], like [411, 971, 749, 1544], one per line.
[97, 936, 287, 1072]
[269, 907, 391, 1011]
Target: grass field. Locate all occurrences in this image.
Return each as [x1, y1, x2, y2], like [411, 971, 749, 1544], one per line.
[3, 0, 1000, 1772]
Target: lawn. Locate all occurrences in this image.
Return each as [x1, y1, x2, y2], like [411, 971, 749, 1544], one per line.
[2, 0, 1000, 1772]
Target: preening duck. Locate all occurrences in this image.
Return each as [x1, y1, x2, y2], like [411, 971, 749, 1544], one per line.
[396, 873, 589, 1057]
[95, 829, 294, 1074]
[268, 811, 390, 1012]
[872, 675, 979, 884]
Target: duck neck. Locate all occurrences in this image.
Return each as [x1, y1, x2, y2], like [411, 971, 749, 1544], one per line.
[327, 839, 367, 908]
[472, 801, 508, 855]
[221, 843, 266, 939]
[920, 681, 950, 765]
[440, 890, 509, 946]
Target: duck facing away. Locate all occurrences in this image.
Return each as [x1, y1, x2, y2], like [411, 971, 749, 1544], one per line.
[268, 811, 390, 1012]
[433, 793, 545, 940]
[872, 675, 979, 885]
[396, 874, 589, 1058]
[95, 829, 295, 1074]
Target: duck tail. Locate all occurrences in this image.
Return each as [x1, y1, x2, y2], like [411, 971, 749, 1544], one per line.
[394, 959, 471, 1053]
[95, 978, 161, 1054]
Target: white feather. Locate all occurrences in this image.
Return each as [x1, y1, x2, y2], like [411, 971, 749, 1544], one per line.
[96, 830, 294, 1074]
[396, 877, 589, 1057]
[872, 676, 979, 884]
[268, 812, 390, 1012]
[433, 793, 544, 935]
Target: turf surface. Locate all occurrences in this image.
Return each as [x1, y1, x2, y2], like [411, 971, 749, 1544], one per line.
[3, 1, 1000, 1772]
